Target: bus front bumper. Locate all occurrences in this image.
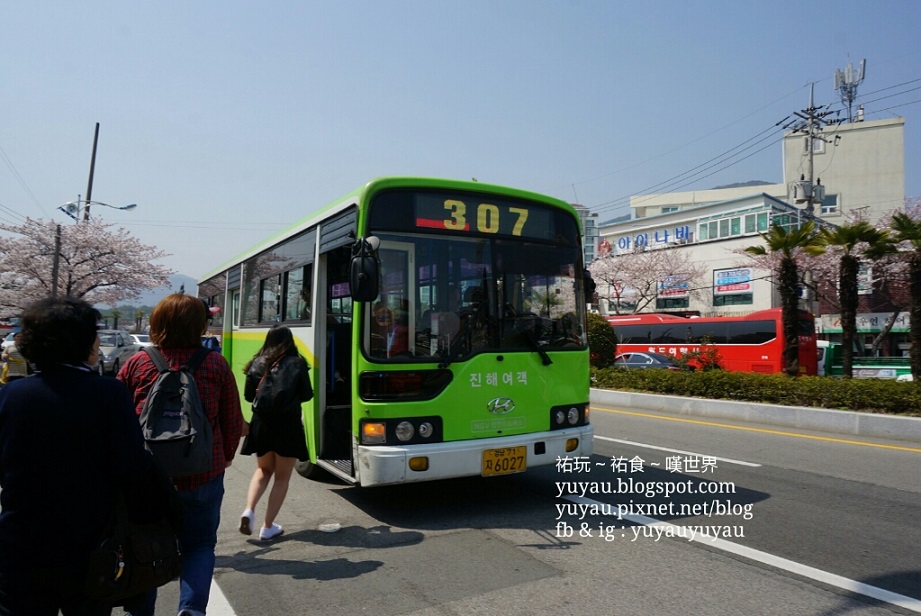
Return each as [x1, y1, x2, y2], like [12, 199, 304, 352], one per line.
[354, 424, 593, 487]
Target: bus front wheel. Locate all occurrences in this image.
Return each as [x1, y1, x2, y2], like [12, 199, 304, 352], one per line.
[295, 459, 326, 480]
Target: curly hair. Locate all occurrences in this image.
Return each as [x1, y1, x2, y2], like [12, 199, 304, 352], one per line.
[18, 296, 101, 370]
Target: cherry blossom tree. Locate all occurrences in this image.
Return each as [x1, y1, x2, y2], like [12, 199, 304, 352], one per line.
[589, 247, 709, 315]
[0, 217, 172, 317]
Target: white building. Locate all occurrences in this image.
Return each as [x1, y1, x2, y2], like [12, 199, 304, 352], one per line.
[572, 204, 600, 265]
[596, 116, 906, 319]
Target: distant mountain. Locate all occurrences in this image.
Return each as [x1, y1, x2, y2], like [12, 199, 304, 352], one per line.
[132, 273, 199, 307]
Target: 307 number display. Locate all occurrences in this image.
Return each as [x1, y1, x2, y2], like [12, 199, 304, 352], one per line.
[441, 200, 529, 236]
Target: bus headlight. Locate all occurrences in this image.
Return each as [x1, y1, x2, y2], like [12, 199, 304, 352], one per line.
[550, 403, 589, 430]
[395, 421, 415, 442]
[359, 417, 443, 445]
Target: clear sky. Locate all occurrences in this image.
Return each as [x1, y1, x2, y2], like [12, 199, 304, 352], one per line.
[3, 1, 919, 279]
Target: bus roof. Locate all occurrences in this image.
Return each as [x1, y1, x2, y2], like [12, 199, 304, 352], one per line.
[198, 176, 577, 283]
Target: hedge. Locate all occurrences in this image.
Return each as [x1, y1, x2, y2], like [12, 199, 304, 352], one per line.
[591, 367, 921, 416]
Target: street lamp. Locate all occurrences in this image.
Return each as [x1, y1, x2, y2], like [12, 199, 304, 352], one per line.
[57, 199, 137, 222]
[50, 199, 137, 297]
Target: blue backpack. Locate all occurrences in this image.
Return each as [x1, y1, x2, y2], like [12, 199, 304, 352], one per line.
[139, 347, 213, 477]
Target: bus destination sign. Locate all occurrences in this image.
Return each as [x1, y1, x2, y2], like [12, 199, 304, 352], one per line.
[412, 194, 552, 239]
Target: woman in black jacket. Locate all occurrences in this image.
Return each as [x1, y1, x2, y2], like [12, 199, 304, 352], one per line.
[0, 297, 153, 615]
[239, 325, 312, 541]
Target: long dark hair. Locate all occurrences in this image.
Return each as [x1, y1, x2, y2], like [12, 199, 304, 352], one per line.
[243, 325, 299, 373]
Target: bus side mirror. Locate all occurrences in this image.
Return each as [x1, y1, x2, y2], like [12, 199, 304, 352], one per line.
[583, 268, 596, 304]
[350, 236, 380, 302]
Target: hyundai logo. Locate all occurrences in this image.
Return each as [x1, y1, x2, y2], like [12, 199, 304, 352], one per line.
[487, 397, 515, 415]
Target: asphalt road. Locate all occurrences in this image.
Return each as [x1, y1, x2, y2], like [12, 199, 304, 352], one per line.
[146, 399, 921, 616]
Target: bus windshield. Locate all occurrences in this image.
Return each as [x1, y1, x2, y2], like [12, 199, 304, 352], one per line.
[365, 191, 587, 363]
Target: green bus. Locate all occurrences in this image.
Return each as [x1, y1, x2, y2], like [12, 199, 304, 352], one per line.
[817, 340, 911, 379]
[198, 177, 594, 486]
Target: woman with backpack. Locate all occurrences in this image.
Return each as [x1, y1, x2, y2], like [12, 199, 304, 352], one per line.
[118, 293, 244, 616]
[239, 325, 312, 541]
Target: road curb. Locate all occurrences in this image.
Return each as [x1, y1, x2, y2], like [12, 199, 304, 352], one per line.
[590, 388, 921, 444]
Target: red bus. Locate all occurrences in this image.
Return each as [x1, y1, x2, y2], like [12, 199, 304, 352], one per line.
[606, 308, 818, 375]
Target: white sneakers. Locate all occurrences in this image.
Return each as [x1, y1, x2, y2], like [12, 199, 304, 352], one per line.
[241, 509, 284, 540]
[239, 509, 255, 536]
[259, 522, 284, 541]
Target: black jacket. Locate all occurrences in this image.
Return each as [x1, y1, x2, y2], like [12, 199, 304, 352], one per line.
[0, 366, 152, 571]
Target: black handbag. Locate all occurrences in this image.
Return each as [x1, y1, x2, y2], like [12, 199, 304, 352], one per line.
[85, 464, 182, 605]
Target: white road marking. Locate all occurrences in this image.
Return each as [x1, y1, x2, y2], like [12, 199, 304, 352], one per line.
[595, 436, 761, 467]
[209, 579, 237, 615]
[566, 495, 921, 613]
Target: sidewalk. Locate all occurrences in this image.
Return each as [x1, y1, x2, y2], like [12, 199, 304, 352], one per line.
[591, 387, 921, 444]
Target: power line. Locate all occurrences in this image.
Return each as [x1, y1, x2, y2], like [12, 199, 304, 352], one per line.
[551, 84, 807, 196]
[589, 125, 784, 217]
[0, 201, 30, 227]
[586, 74, 920, 221]
[0, 143, 47, 219]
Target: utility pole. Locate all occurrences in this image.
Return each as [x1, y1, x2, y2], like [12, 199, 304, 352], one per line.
[83, 122, 100, 222]
[51, 225, 62, 298]
[785, 84, 841, 216]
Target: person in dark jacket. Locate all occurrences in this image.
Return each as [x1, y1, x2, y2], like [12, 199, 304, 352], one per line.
[0, 296, 152, 616]
[239, 325, 312, 541]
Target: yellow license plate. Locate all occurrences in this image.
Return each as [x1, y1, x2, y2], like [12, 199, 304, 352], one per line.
[482, 446, 527, 477]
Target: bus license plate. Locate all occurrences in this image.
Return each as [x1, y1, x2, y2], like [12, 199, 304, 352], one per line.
[482, 446, 527, 477]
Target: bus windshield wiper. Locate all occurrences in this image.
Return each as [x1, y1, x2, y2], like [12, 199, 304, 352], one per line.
[438, 312, 476, 369]
[521, 324, 552, 366]
[504, 304, 552, 366]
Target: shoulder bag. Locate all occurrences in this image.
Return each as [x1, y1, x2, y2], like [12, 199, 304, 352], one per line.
[85, 462, 182, 605]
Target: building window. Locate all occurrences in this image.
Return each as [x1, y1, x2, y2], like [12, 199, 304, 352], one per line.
[820, 194, 839, 215]
[804, 137, 825, 154]
[730, 217, 741, 236]
[714, 293, 753, 306]
[662, 206, 679, 213]
[745, 214, 756, 233]
[656, 297, 689, 310]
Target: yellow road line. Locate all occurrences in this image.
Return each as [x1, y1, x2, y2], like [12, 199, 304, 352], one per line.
[592, 406, 921, 454]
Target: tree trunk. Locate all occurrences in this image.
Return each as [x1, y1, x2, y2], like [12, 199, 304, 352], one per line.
[839, 254, 859, 378]
[780, 257, 800, 377]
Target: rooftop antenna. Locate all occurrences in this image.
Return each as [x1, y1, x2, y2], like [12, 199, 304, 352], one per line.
[835, 59, 866, 123]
